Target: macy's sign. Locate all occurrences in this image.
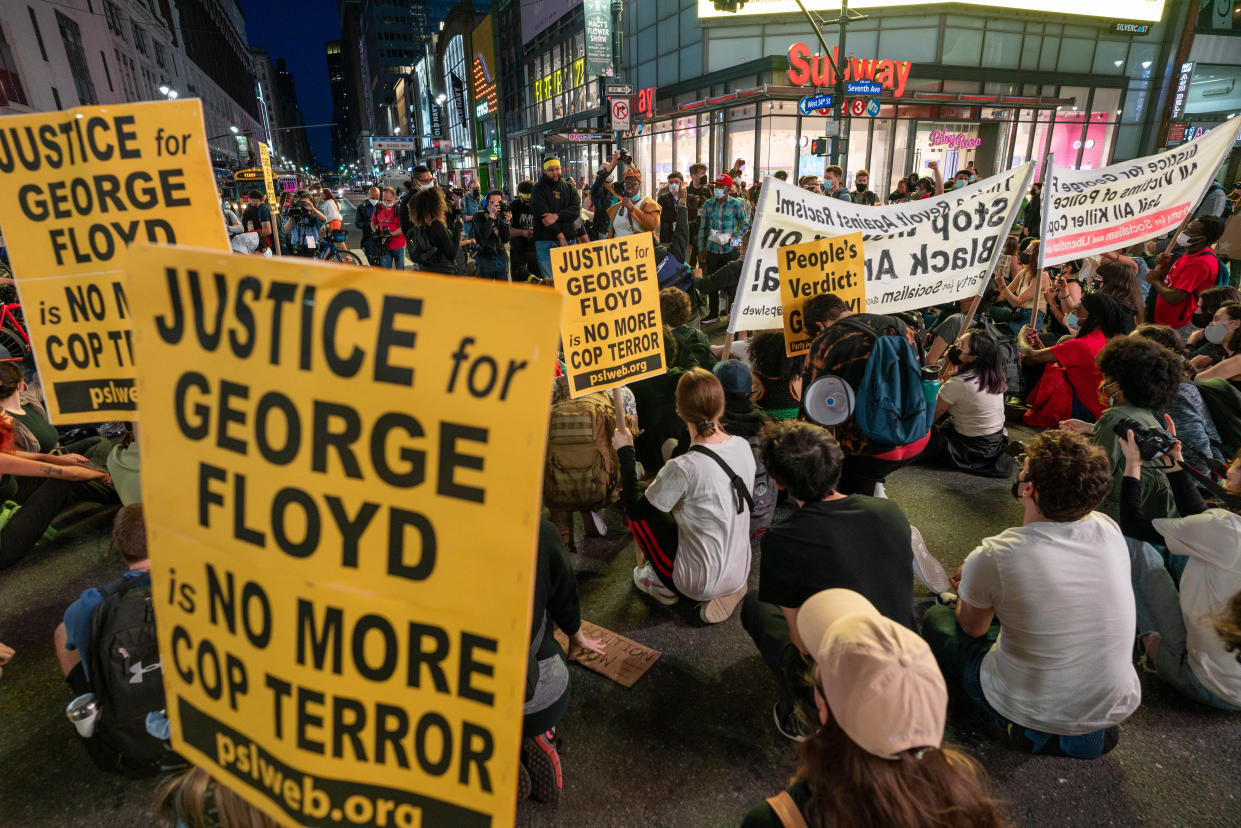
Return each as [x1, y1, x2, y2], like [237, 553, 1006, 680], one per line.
[929, 130, 982, 149]
[787, 43, 912, 98]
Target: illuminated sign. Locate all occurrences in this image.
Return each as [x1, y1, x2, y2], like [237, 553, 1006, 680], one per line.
[635, 86, 656, 118]
[798, 93, 834, 114]
[233, 168, 265, 181]
[928, 130, 983, 149]
[533, 57, 585, 104]
[1170, 61, 1193, 120]
[1114, 21, 1151, 34]
[1167, 122, 1187, 143]
[787, 44, 912, 97]
[700, 0, 1166, 22]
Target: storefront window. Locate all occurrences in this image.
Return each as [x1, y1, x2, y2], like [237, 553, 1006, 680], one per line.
[761, 116, 798, 181]
[869, 117, 893, 195]
[654, 126, 673, 181]
[632, 133, 652, 185]
[1031, 110, 1054, 179]
[1049, 110, 1085, 169]
[674, 116, 700, 174]
[1085, 88, 1122, 170]
[847, 118, 870, 179]
[798, 116, 827, 182]
[889, 119, 913, 190]
[727, 108, 755, 179]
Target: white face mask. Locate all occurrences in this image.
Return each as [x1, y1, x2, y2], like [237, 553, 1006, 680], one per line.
[368, 197, 380, 205]
[1177, 232, 1196, 247]
[669, 182, 680, 193]
[1206, 322, 1232, 344]
[420, 182, 436, 191]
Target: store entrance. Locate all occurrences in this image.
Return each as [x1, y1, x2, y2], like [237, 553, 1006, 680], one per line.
[911, 121, 983, 179]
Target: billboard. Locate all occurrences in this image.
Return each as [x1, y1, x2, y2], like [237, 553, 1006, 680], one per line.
[698, 0, 1166, 21]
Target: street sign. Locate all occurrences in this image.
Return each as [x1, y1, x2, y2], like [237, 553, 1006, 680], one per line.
[605, 82, 633, 96]
[371, 136, 419, 151]
[850, 98, 867, 116]
[866, 98, 881, 117]
[611, 97, 631, 131]
[798, 93, 833, 115]
[845, 80, 883, 96]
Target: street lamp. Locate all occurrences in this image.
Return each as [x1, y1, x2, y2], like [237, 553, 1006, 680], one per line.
[229, 125, 239, 134]
[159, 85, 169, 95]
[167, 90, 178, 99]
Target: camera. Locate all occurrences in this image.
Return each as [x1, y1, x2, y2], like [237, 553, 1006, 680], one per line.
[1112, 417, 1177, 461]
[618, 149, 633, 165]
[287, 205, 310, 220]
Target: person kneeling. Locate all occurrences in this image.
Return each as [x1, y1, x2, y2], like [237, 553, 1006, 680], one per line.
[922, 430, 1141, 758]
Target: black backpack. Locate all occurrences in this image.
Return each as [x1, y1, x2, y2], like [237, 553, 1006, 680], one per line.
[975, 316, 1023, 397]
[82, 574, 166, 777]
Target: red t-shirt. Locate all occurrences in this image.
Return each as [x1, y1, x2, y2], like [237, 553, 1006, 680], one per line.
[1154, 249, 1219, 328]
[373, 204, 405, 250]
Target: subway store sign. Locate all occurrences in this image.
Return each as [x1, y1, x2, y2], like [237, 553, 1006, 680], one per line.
[787, 44, 913, 98]
[533, 57, 586, 104]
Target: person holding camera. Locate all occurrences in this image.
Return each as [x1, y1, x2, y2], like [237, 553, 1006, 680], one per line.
[472, 190, 511, 281]
[281, 190, 326, 257]
[369, 187, 406, 270]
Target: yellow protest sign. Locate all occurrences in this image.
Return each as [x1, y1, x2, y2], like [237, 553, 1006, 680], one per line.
[0, 99, 227, 423]
[126, 244, 561, 828]
[258, 141, 276, 200]
[778, 233, 866, 356]
[553, 234, 665, 397]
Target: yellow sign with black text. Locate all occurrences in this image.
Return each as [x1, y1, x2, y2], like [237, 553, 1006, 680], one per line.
[126, 244, 561, 828]
[0, 99, 227, 423]
[778, 233, 866, 357]
[553, 234, 665, 397]
[257, 142, 276, 200]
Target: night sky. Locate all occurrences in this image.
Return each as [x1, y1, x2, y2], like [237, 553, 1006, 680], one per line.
[240, 0, 340, 167]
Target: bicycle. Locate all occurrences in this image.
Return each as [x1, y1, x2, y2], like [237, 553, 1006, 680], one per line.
[0, 302, 32, 365]
[313, 230, 362, 266]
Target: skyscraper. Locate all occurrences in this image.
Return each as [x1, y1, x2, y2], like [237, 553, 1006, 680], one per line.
[326, 40, 355, 168]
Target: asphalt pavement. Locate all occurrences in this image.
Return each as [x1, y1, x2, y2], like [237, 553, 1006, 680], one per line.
[1, 304, 1238, 826]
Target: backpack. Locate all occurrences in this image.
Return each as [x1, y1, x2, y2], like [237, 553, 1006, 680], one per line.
[657, 252, 693, 293]
[1194, 377, 1241, 458]
[975, 316, 1023, 397]
[743, 434, 776, 537]
[83, 573, 165, 777]
[839, 317, 932, 446]
[544, 394, 620, 512]
[408, 224, 452, 273]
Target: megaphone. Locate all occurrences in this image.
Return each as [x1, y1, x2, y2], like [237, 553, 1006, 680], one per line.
[803, 375, 855, 426]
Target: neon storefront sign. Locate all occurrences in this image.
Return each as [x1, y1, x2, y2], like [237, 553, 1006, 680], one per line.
[929, 130, 982, 149]
[787, 44, 913, 97]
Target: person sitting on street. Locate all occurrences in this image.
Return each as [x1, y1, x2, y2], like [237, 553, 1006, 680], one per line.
[1193, 303, 1241, 390]
[1146, 216, 1225, 332]
[1186, 288, 1241, 368]
[748, 331, 802, 421]
[613, 368, 755, 624]
[742, 421, 915, 741]
[160, 767, 281, 828]
[1130, 325, 1225, 470]
[661, 287, 716, 372]
[742, 589, 1006, 828]
[922, 430, 1141, 758]
[1118, 420, 1241, 711]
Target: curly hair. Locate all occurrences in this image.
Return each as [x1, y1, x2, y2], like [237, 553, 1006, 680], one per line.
[749, 330, 794, 379]
[660, 287, 693, 329]
[1025, 430, 1112, 522]
[408, 186, 447, 227]
[1096, 336, 1182, 410]
[759, 420, 843, 501]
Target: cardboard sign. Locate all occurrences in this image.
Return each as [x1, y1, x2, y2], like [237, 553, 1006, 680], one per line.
[553, 234, 665, 397]
[126, 244, 562, 828]
[258, 141, 276, 201]
[553, 621, 661, 688]
[1041, 121, 1240, 266]
[778, 232, 865, 356]
[1217, 214, 1241, 261]
[729, 163, 1033, 332]
[0, 99, 227, 423]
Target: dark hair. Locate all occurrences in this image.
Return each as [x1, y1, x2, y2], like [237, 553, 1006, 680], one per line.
[1077, 292, 1135, 339]
[1220, 303, 1241, 354]
[1199, 286, 1241, 320]
[690, 162, 706, 175]
[916, 177, 934, 194]
[1024, 430, 1112, 522]
[409, 186, 446, 227]
[667, 171, 683, 182]
[760, 420, 842, 501]
[749, 330, 794, 379]
[1002, 235, 1018, 256]
[518, 179, 534, 195]
[795, 716, 1007, 828]
[247, 189, 262, 199]
[774, 170, 788, 181]
[660, 287, 693, 328]
[485, 189, 503, 202]
[1095, 261, 1145, 323]
[1132, 324, 1185, 355]
[1198, 215, 1225, 245]
[676, 368, 725, 437]
[957, 330, 1006, 395]
[412, 164, 431, 176]
[113, 503, 147, 564]
[0, 362, 21, 398]
[1096, 336, 1182, 410]
[802, 293, 850, 333]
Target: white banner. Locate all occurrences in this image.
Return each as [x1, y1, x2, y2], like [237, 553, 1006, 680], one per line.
[1041, 121, 1240, 266]
[729, 163, 1034, 332]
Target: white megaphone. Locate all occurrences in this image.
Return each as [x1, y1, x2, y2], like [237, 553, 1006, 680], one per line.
[802, 375, 855, 427]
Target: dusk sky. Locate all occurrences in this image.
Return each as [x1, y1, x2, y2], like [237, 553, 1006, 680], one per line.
[240, 0, 340, 166]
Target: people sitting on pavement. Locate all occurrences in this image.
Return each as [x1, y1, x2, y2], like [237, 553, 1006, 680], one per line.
[1146, 216, 1225, 334]
[992, 240, 1049, 335]
[742, 589, 1006, 828]
[1059, 335, 1182, 522]
[922, 430, 1141, 759]
[1130, 325, 1225, 470]
[742, 421, 914, 741]
[919, 329, 1015, 478]
[613, 368, 754, 624]
[1118, 423, 1241, 711]
[747, 330, 802, 421]
[1193, 303, 1241, 389]
[104, 423, 141, 506]
[159, 767, 281, 828]
[924, 286, 1000, 366]
[661, 287, 716, 372]
[1186, 288, 1241, 367]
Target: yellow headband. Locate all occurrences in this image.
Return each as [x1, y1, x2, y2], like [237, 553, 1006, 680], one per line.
[543, 158, 561, 170]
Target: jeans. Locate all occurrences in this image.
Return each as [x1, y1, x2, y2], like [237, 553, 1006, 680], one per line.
[535, 240, 557, 282]
[381, 247, 405, 270]
[740, 595, 816, 716]
[1128, 539, 1240, 711]
[362, 234, 382, 267]
[476, 256, 509, 281]
[703, 249, 739, 318]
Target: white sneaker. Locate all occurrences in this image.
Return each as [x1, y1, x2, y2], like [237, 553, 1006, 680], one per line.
[583, 510, 608, 537]
[633, 563, 678, 605]
[873, 482, 887, 498]
[910, 525, 956, 601]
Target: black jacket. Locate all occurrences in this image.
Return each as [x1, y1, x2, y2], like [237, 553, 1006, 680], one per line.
[1024, 193, 1041, 235]
[530, 175, 580, 242]
[472, 210, 511, 259]
[526, 521, 583, 702]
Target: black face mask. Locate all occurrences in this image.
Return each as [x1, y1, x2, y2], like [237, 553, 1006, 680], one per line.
[1192, 309, 1211, 328]
[1019, 251, 1032, 265]
[1011, 479, 1022, 500]
[946, 345, 964, 365]
[856, 184, 868, 192]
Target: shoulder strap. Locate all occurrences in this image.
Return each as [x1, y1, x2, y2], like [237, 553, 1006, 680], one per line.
[765, 791, 810, 828]
[99, 571, 151, 600]
[689, 444, 754, 515]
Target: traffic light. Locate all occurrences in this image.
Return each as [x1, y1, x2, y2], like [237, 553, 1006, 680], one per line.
[810, 137, 828, 156]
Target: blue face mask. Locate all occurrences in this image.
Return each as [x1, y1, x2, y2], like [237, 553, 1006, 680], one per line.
[630, 192, 643, 203]
[713, 187, 725, 199]
[1065, 313, 1079, 329]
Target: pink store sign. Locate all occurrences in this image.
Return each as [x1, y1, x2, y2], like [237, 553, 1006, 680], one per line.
[929, 130, 982, 149]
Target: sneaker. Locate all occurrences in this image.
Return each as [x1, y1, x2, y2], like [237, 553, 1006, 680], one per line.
[583, 510, 608, 537]
[910, 526, 955, 601]
[701, 315, 720, 324]
[873, 481, 887, 499]
[517, 760, 532, 801]
[633, 563, 679, 605]
[772, 701, 814, 743]
[700, 581, 747, 624]
[521, 731, 563, 804]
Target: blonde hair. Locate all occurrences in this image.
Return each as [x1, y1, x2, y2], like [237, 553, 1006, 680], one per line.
[159, 767, 282, 828]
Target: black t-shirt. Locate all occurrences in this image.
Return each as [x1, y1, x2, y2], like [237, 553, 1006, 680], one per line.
[758, 495, 914, 628]
[242, 203, 272, 234]
[509, 198, 536, 251]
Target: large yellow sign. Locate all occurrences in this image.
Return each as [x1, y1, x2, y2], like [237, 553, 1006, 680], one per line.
[126, 244, 562, 827]
[778, 233, 865, 357]
[258, 142, 276, 200]
[0, 99, 227, 423]
[697, 0, 1165, 20]
[553, 234, 665, 397]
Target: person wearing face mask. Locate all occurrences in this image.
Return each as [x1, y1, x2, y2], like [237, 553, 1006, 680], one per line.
[851, 169, 877, 206]
[658, 172, 685, 243]
[917, 330, 1014, 478]
[368, 187, 407, 269]
[1185, 286, 1241, 365]
[1147, 216, 1225, 331]
[463, 184, 482, 233]
[1022, 182, 1042, 238]
[606, 167, 661, 239]
[354, 185, 385, 267]
[1194, 303, 1241, 390]
[530, 157, 581, 280]
[823, 165, 851, 202]
[508, 180, 540, 282]
[1041, 260, 1084, 340]
[993, 239, 1049, 335]
[697, 174, 751, 324]
[922, 429, 1140, 759]
[1130, 324, 1225, 471]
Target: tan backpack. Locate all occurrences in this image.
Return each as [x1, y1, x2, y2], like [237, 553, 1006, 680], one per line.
[543, 392, 621, 512]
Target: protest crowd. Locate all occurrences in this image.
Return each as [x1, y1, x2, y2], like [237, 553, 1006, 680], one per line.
[3, 110, 1241, 828]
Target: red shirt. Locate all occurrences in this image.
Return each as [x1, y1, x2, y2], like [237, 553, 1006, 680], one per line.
[373, 203, 405, 250]
[1154, 249, 1219, 328]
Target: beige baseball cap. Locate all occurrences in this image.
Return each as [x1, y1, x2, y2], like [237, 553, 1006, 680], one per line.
[796, 589, 947, 760]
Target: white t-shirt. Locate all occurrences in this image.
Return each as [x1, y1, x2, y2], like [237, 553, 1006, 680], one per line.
[939, 375, 1005, 437]
[645, 435, 756, 601]
[321, 199, 342, 224]
[612, 203, 640, 237]
[1153, 509, 1241, 705]
[958, 512, 1141, 734]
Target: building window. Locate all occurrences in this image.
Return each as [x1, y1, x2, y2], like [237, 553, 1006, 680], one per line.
[28, 8, 49, 62]
[155, 41, 166, 69]
[51, 86, 62, 109]
[104, 0, 124, 37]
[132, 22, 147, 55]
[0, 19, 29, 106]
[56, 11, 98, 105]
[100, 50, 112, 92]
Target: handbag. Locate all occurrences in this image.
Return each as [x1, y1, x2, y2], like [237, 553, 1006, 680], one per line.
[689, 445, 754, 515]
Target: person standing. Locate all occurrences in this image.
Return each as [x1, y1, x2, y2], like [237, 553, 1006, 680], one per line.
[697, 174, 751, 324]
[530, 157, 581, 282]
[472, 190, 511, 281]
[241, 190, 278, 255]
[824, 165, 851, 202]
[1147, 217, 1226, 333]
[686, 163, 712, 267]
[509, 180, 540, 282]
[355, 185, 383, 267]
[658, 172, 685, 244]
[1022, 181, 1042, 238]
[606, 168, 661, 239]
[370, 187, 406, 270]
[851, 169, 878, 206]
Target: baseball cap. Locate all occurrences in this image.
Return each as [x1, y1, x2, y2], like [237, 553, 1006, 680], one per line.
[713, 174, 733, 188]
[713, 359, 753, 394]
[796, 589, 947, 760]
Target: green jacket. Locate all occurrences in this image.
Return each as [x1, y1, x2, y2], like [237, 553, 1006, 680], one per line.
[1092, 403, 1177, 522]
